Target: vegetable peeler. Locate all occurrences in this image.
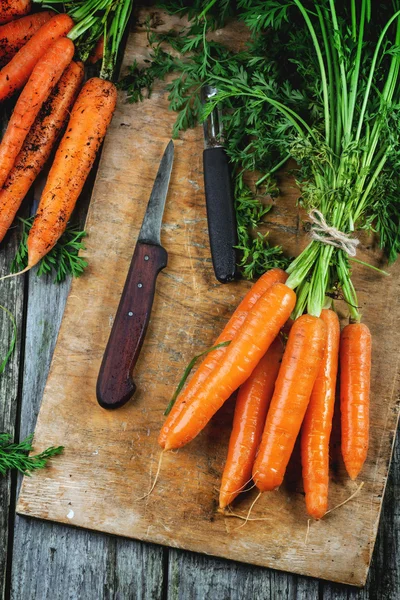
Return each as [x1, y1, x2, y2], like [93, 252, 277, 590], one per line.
[201, 85, 238, 283]
[96, 140, 174, 409]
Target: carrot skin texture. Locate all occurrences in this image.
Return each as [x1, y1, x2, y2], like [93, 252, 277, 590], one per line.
[0, 36, 74, 189]
[164, 283, 296, 451]
[0, 11, 54, 66]
[340, 323, 371, 480]
[27, 78, 117, 267]
[0, 61, 84, 243]
[253, 314, 327, 492]
[219, 336, 284, 509]
[158, 268, 288, 448]
[0, 13, 73, 101]
[301, 309, 340, 519]
[0, 0, 31, 25]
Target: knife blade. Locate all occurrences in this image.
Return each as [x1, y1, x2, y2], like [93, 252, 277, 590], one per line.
[201, 85, 238, 283]
[96, 140, 174, 409]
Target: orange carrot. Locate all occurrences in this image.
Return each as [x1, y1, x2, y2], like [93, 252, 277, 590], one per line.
[158, 268, 288, 448]
[0, 0, 31, 25]
[88, 36, 104, 64]
[301, 309, 340, 519]
[27, 78, 117, 268]
[253, 314, 327, 492]
[0, 61, 84, 243]
[0, 13, 73, 101]
[219, 336, 284, 509]
[164, 283, 296, 451]
[0, 11, 54, 67]
[340, 323, 371, 480]
[0, 37, 74, 189]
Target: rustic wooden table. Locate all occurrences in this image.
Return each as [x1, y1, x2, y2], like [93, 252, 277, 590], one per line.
[0, 9, 399, 598]
[0, 162, 399, 600]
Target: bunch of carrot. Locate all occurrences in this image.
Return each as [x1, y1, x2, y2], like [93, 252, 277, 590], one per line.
[0, 10, 117, 271]
[159, 268, 371, 520]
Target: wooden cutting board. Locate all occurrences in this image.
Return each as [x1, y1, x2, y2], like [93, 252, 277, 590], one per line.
[17, 9, 400, 587]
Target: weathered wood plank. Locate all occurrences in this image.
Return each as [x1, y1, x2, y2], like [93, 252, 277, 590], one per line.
[11, 518, 166, 600]
[10, 123, 165, 600]
[168, 550, 319, 600]
[320, 431, 399, 600]
[0, 101, 26, 600]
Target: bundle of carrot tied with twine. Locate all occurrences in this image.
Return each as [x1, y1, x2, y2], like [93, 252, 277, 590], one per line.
[132, 0, 400, 520]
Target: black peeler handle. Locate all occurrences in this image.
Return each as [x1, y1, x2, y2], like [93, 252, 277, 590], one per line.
[203, 146, 238, 283]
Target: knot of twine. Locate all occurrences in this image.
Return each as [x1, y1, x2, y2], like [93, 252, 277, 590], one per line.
[308, 209, 359, 257]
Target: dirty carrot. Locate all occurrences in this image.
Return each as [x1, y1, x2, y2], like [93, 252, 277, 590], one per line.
[0, 13, 73, 101]
[0, 61, 84, 243]
[164, 283, 296, 451]
[158, 268, 288, 448]
[340, 323, 372, 480]
[0, 10, 54, 67]
[0, 36, 74, 189]
[27, 77, 117, 268]
[253, 314, 327, 492]
[219, 336, 284, 510]
[301, 309, 340, 519]
[0, 0, 31, 25]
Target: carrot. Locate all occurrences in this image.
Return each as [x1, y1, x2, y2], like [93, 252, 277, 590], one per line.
[88, 36, 104, 64]
[301, 309, 340, 519]
[27, 77, 117, 268]
[0, 13, 73, 101]
[0, 0, 31, 25]
[219, 336, 284, 509]
[340, 323, 371, 480]
[253, 314, 327, 492]
[0, 61, 84, 243]
[158, 268, 288, 448]
[0, 37, 74, 189]
[164, 283, 296, 451]
[0, 11, 54, 67]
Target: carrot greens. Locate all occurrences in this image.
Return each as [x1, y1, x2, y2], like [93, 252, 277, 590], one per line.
[11, 217, 88, 283]
[122, 1, 400, 317]
[0, 433, 63, 476]
[33, 0, 132, 79]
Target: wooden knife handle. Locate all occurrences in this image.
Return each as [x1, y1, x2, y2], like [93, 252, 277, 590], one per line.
[96, 242, 168, 409]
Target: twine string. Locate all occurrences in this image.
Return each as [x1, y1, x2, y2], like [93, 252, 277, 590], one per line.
[309, 209, 359, 257]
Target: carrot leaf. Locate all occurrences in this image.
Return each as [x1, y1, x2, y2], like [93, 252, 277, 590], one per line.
[164, 340, 231, 416]
[0, 433, 63, 477]
[11, 217, 88, 284]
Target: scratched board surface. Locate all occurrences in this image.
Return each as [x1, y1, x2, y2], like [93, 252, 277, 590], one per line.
[17, 9, 400, 587]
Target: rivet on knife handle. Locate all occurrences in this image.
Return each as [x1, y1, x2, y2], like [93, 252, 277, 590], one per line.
[96, 243, 167, 408]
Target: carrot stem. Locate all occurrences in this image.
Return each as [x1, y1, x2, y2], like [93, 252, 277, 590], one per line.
[164, 341, 231, 416]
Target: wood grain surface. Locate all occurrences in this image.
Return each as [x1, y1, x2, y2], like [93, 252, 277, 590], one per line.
[15, 10, 400, 588]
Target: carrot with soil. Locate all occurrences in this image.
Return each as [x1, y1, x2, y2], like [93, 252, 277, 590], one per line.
[340, 323, 372, 481]
[27, 77, 117, 268]
[158, 268, 288, 448]
[301, 309, 340, 519]
[253, 314, 327, 492]
[219, 336, 284, 510]
[0, 0, 31, 25]
[0, 13, 73, 101]
[0, 10, 54, 67]
[0, 61, 84, 243]
[164, 283, 296, 451]
[0, 36, 74, 189]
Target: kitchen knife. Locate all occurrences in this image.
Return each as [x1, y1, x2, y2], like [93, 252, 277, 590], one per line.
[202, 85, 238, 284]
[96, 140, 174, 409]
